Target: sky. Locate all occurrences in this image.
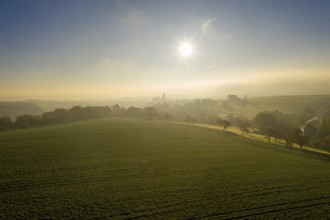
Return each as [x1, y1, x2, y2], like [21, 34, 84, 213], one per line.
[1, 0, 330, 100]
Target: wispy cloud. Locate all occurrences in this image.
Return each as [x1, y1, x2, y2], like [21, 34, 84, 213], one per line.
[116, 2, 149, 32]
[201, 18, 215, 35]
[208, 62, 216, 69]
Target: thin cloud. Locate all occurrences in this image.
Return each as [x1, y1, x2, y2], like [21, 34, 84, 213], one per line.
[209, 62, 216, 69]
[116, 3, 149, 31]
[201, 18, 215, 35]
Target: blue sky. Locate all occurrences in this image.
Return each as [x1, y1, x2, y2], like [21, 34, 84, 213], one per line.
[1, 0, 330, 99]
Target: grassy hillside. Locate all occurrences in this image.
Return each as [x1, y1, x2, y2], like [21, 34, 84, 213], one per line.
[225, 95, 330, 119]
[1, 118, 330, 219]
[249, 95, 330, 113]
[0, 101, 44, 119]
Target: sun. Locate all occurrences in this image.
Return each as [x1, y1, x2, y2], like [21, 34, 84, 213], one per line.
[178, 41, 193, 58]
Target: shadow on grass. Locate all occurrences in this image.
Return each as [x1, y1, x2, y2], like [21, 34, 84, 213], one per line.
[223, 130, 238, 137]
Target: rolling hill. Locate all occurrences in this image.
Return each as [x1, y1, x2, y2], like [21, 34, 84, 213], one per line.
[1, 118, 330, 219]
[0, 102, 44, 119]
[249, 95, 330, 113]
[223, 95, 330, 119]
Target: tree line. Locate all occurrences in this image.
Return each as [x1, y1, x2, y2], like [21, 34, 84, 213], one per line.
[179, 100, 330, 151]
[1, 99, 329, 152]
[0, 105, 167, 131]
[152, 95, 330, 151]
[253, 110, 330, 150]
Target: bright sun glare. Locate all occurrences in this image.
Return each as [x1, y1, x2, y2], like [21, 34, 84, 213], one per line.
[178, 42, 193, 58]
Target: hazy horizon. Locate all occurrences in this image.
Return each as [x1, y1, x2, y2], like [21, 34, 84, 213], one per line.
[1, 0, 330, 100]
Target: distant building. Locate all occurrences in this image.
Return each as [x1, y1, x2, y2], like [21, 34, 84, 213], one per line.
[152, 93, 167, 103]
[301, 117, 319, 135]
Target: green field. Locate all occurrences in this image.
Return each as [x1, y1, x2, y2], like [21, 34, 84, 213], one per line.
[1, 118, 330, 219]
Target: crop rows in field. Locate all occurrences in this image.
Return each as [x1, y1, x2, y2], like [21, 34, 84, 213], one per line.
[1, 118, 330, 219]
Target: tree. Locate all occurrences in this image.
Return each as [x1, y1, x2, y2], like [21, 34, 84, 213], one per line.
[315, 118, 330, 149]
[216, 118, 230, 130]
[186, 115, 197, 125]
[222, 120, 230, 130]
[15, 114, 41, 129]
[144, 107, 160, 120]
[237, 118, 250, 134]
[124, 107, 145, 118]
[254, 111, 293, 142]
[254, 112, 277, 141]
[288, 128, 309, 149]
[0, 116, 13, 131]
[111, 104, 126, 117]
[227, 94, 246, 106]
[163, 113, 172, 121]
[318, 118, 330, 138]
